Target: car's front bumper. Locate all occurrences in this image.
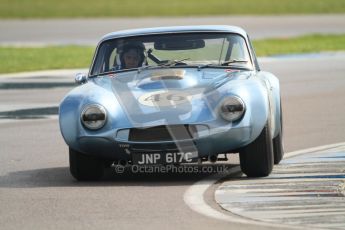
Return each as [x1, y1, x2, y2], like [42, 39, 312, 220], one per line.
[76, 124, 252, 161]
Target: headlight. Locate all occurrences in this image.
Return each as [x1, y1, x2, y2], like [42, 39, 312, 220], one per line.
[219, 96, 245, 122]
[81, 104, 107, 130]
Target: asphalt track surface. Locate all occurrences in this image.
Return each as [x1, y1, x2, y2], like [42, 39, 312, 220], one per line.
[1, 14, 345, 45]
[0, 53, 345, 229]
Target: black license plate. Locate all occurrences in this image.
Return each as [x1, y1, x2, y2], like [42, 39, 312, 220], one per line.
[132, 152, 197, 165]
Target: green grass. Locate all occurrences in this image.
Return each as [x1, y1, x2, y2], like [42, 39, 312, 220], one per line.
[1, 34, 345, 74]
[253, 34, 345, 56]
[0, 46, 95, 73]
[1, 0, 345, 18]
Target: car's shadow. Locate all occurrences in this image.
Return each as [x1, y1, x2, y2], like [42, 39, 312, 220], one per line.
[0, 164, 241, 188]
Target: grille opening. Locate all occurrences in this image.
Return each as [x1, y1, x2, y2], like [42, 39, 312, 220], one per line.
[130, 143, 179, 152]
[129, 125, 196, 142]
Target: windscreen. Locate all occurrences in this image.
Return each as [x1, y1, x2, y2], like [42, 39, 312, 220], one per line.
[90, 33, 252, 76]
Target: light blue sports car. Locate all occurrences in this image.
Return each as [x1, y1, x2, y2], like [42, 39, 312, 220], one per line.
[59, 25, 284, 180]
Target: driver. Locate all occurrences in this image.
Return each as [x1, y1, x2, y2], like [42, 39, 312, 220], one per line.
[117, 42, 146, 69]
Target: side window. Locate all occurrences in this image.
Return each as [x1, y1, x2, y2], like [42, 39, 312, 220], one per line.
[91, 43, 117, 75]
[109, 48, 118, 69]
[247, 35, 260, 71]
[91, 46, 106, 75]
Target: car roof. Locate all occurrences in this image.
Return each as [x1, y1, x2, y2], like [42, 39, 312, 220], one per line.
[100, 25, 248, 42]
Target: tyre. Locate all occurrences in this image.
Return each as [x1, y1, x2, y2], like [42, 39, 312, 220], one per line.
[239, 122, 274, 177]
[273, 125, 284, 164]
[273, 103, 284, 164]
[69, 148, 104, 181]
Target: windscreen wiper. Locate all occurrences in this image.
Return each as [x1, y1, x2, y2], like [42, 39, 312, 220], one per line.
[221, 59, 248, 66]
[160, 58, 190, 67]
[198, 59, 248, 70]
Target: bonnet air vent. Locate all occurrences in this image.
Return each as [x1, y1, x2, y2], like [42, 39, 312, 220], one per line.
[150, 75, 183, 81]
[150, 69, 185, 81]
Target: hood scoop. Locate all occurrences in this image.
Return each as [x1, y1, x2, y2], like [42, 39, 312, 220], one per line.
[151, 75, 183, 81]
[149, 69, 185, 81]
[136, 69, 188, 89]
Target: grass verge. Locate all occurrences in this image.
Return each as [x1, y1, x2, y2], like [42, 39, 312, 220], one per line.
[0, 46, 95, 74]
[1, 0, 345, 18]
[253, 34, 345, 56]
[0, 34, 345, 74]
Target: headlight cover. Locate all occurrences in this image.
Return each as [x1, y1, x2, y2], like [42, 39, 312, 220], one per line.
[81, 104, 107, 130]
[219, 96, 245, 122]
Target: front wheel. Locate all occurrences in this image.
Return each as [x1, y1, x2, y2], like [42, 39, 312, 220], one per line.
[273, 104, 284, 164]
[273, 127, 284, 164]
[69, 148, 105, 181]
[239, 122, 274, 177]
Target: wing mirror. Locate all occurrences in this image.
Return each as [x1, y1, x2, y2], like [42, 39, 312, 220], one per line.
[75, 73, 88, 85]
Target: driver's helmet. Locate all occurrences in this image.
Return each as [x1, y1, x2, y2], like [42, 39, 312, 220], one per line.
[115, 41, 146, 69]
